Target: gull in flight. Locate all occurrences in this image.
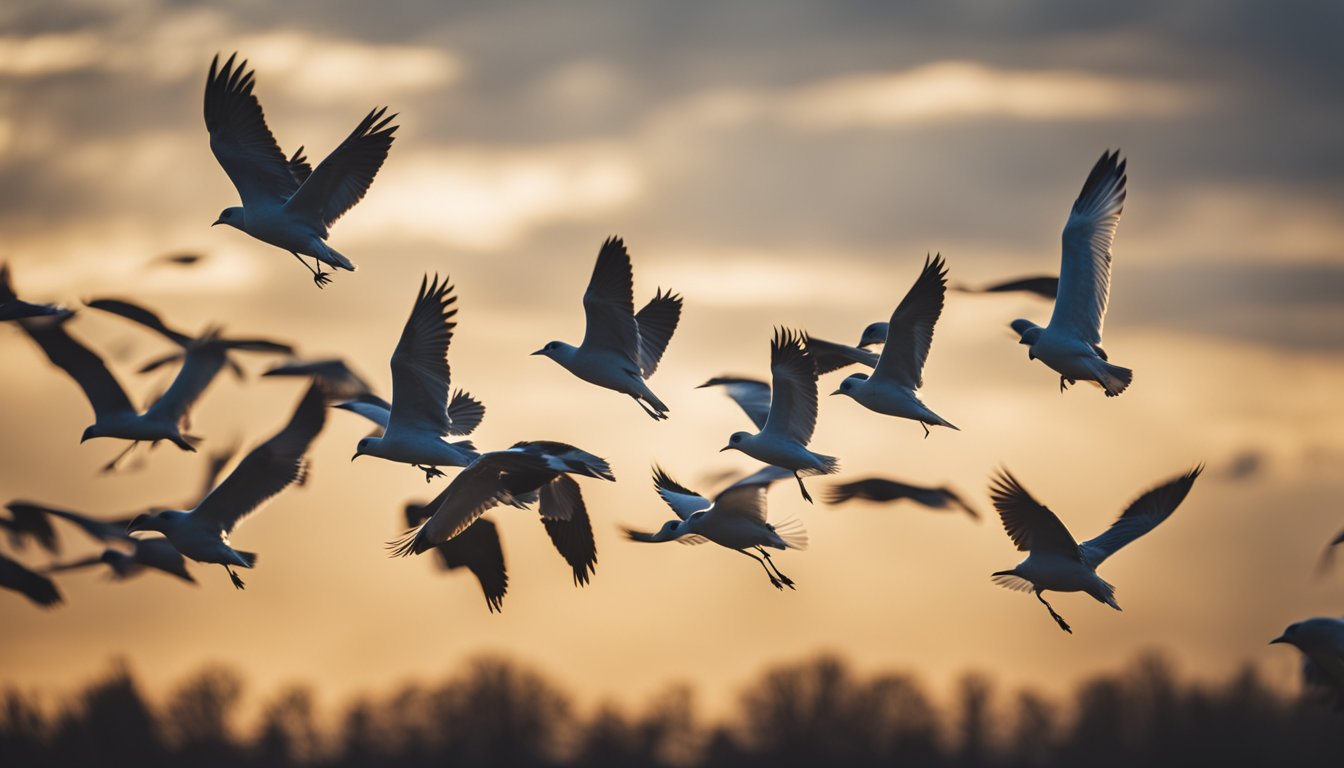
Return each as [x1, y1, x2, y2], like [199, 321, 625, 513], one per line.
[989, 464, 1202, 633]
[719, 329, 838, 503]
[0, 553, 62, 608]
[0, 503, 60, 554]
[831, 255, 957, 436]
[1271, 618, 1344, 710]
[825, 477, 980, 520]
[533, 237, 682, 420]
[127, 383, 327, 589]
[344, 275, 483, 481]
[0, 263, 69, 322]
[403, 504, 507, 612]
[1010, 150, 1132, 396]
[625, 465, 807, 590]
[389, 441, 613, 580]
[205, 53, 397, 287]
[264, 357, 372, 400]
[45, 539, 195, 585]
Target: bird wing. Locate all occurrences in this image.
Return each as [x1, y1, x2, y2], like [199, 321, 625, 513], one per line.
[204, 53, 298, 206]
[1079, 465, 1202, 569]
[133, 539, 196, 582]
[540, 476, 598, 586]
[445, 390, 485, 437]
[85, 298, 193, 347]
[579, 237, 640, 363]
[42, 554, 105, 574]
[698, 376, 771, 431]
[19, 316, 135, 423]
[712, 465, 793, 523]
[989, 469, 1081, 559]
[199, 444, 240, 502]
[634, 289, 683, 377]
[9, 502, 131, 544]
[0, 503, 60, 552]
[388, 275, 456, 436]
[804, 336, 880, 375]
[283, 107, 397, 228]
[979, 275, 1058, 299]
[871, 254, 948, 389]
[426, 516, 508, 613]
[287, 146, 313, 185]
[264, 359, 371, 399]
[191, 384, 326, 533]
[824, 478, 914, 504]
[941, 488, 982, 520]
[762, 328, 819, 444]
[0, 553, 62, 607]
[143, 340, 229, 428]
[652, 466, 711, 520]
[1048, 150, 1127, 344]
[335, 394, 392, 429]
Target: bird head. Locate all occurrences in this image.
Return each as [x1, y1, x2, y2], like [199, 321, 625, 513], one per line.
[530, 341, 570, 361]
[721, 432, 750, 453]
[212, 207, 245, 231]
[831, 373, 868, 397]
[352, 437, 372, 462]
[857, 322, 887, 348]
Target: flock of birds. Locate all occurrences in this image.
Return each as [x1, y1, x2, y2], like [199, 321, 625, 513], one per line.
[1, 52, 1341, 706]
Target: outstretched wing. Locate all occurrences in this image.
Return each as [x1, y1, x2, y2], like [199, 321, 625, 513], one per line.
[284, 107, 398, 228]
[804, 336, 879, 376]
[1048, 150, 1126, 344]
[335, 393, 392, 429]
[871, 254, 947, 389]
[989, 469, 1080, 560]
[698, 376, 770, 431]
[634, 289, 682, 377]
[652, 466, 711, 521]
[388, 275, 456, 436]
[405, 504, 508, 613]
[1079, 465, 1202, 569]
[85, 298, 193, 347]
[8, 502, 132, 545]
[763, 328, 819, 445]
[143, 340, 229, 427]
[0, 553, 62, 607]
[204, 53, 298, 206]
[579, 237, 640, 364]
[19, 316, 135, 423]
[445, 390, 485, 436]
[712, 465, 793, 523]
[540, 476, 597, 586]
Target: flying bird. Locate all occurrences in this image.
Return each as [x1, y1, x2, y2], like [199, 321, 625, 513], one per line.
[126, 383, 327, 589]
[0, 553, 62, 608]
[719, 329, 838, 503]
[152, 253, 208, 268]
[952, 275, 1059, 300]
[825, 477, 980, 520]
[989, 464, 1202, 633]
[204, 53, 398, 287]
[1271, 618, 1344, 710]
[831, 255, 957, 436]
[404, 504, 508, 612]
[343, 275, 483, 481]
[625, 465, 807, 590]
[264, 358, 372, 400]
[45, 539, 195, 585]
[532, 237, 682, 420]
[0, 503, 60, 553]
[1010, 150, 1132, 396]
[0, 263, 69, 322]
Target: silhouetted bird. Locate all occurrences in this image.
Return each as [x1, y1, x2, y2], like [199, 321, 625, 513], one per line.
[825, 478, 980, 520]
[204, 53, 397, 286]
[404, 503, 508, 612]
[953, 275, 1059, 300]
[263, 358, 372, 400]
[533, 237, 682, 420]
[45, 538, 195, 585]
[626, 465, 806, 590]
[0, 552, 62, 607]
[1010, 151, 1132, 396]
[4, 502, 134, 547]
[0, 503, 60, 553]
[989, 464, 1202, 633]
[0, 262, 69, 322]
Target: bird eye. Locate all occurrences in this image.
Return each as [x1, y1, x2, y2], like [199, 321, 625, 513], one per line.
[222, 210, 231, 219]
[731, 435, 741, 444]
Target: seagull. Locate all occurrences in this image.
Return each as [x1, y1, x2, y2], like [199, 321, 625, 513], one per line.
[989, 464, 1202, 633]
[0, 553, 62, 607]
[719, 328, 838, 503]
[403, 504, 507, 612]
[389, 441, 614, 571]
[126, 383, 327, 589]
[344, 275, 483, 481]
[697, 376, 771, 430]
[625, 465, 807, 590]
[205, 53, 398, 287]
[832, 255, 957, 436]
[1271, 618, 1344, 709]
[1010, 150, 1132, 396]
[264, 357, 372, 400]
[532, 237, 682, 420]
[825, 477, 980, 520]
[952, 275, 1059, 300]
[0, 503, 60, 553]
[0, 263, 69, 322]
[44, 539, 195, 585]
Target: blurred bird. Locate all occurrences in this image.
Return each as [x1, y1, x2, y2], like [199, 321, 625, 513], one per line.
[151, 253, 207, 268]
[1010, 150, 1132, 396]
[44, 539, 195, 585]
[719, 329, 838, 503]
[533, 237, 682, 420]
[0, 503, 60, 553]
[204, 53, 397, 287]
[697, 376, 771, 430]
[953, 275, 1059, 300]
[1271, 618, 1344, 710]
[126, 383, 327, 589]
[0, 263, 69, 322]
[825, 477, 980, 520]
[264, 358, 372, 400]
[1319, 527, 1344, 573]
[403, 504, 508, 612]
[0, 553, 62, 607]
[832, 255, 957, 436]
[625, 465, 807, 590]
[343, 276, 483, 481]
[989, 464, 1202, 633]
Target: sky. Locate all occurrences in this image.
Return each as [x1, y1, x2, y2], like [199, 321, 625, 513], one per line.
[2, 0, 1343, 722]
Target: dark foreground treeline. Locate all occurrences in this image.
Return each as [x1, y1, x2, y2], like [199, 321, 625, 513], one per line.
[2, 652, 1341, 768]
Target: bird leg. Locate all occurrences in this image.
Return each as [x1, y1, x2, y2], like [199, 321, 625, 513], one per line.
[290, 252, 331, 288]
[739, 549, 784, 590]
[1035, 588, 1071, 634]
[629, 395, 666, 421]
[794, 472, 814, 504]
[1059, 376, 1075, 393]
[99, 441, 140, 474]
[921, 421, 930, 439]
[757, 548, 796, 590]
[415, 464, 446, 482]
[225, 565, 246, 590]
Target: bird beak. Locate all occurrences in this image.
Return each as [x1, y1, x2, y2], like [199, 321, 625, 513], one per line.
[211, 218, 223, 227]
[829, 388, 842, 396]
[529, 348, 546, 356]
[350, 453, 360, 462]
[719, 445, 731, 452]
[1269, 634, 1288, 645]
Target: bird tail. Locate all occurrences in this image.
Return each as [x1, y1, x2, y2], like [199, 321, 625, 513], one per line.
[772, 517, 809, 551]
[1091, 360, 1133, 397]
[634, 381, 670, 420]
[1091, 577, 1121, 610]
[233, 550, 259, 569]
[386, 524, 427, 558]
[315, 242, 357, 272]
[797, 454, 840, 478]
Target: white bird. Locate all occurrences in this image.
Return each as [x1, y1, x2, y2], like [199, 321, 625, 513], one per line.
[44, 539, 195, 585]
[832, 254, 957, 436]
[1271, 618, 1344, 710]
[857, 275, 1058, 348]
[345, 275, 483, 480]
[625, 465, 807, 590]
[989, 464, 1202, 633]
[0, 553, 62, 608]
[0, 262, 69, 322]
[825, 477, 980, 520]
[532, 237, 682, 420]
[205, 53, 398, 287]
[719, 329, 838, 503]
[402, 504, 508, 612]
[126, 383, 327, 589]
[1011, 150, 1133, 396]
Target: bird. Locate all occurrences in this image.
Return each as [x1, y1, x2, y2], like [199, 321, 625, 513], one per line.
[696, 376, 771, 430]
[152, 252, 207, 268]
[0, 553, 62, 607]
[719, 328, 838, 503]
[825, 477, 980, 520]
[403, 503, 508, 612]
[1271, 618, 1344, 710]
[1010, 150, 1132, 396]
[952, 275, 1059, 300]
[344, 275, 483, 481]
[989, 464, 1202, 633]
[263, 358, 372, 400]
[4, 502, 134, 549]
[44, 539, 195, 585]
[532, 237, 682, 420]
[126, 382, 327, 589]
[831, 254, 957, 436]
[625, 465, 807, 590]
[0, 503, 60, 553]
[204, 53, 397, 287]
[0, 262, 69, 322]
[388, 441, 614, 575]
